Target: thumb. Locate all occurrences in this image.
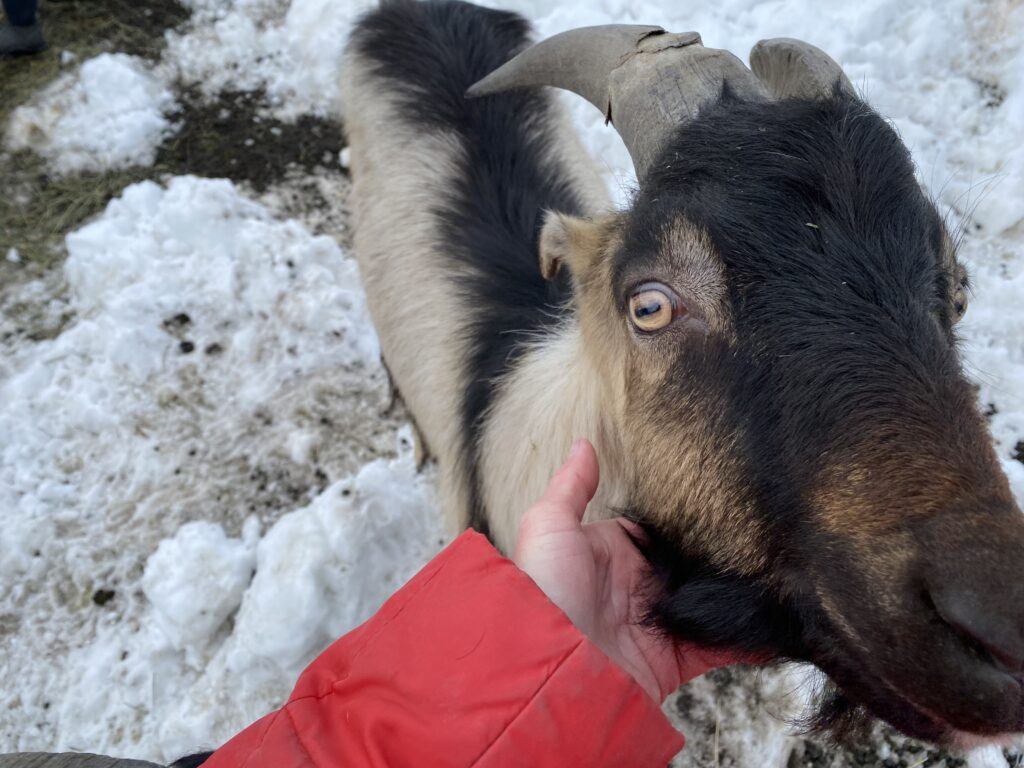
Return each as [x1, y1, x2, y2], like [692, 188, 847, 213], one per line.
[533, 439, 600, 524]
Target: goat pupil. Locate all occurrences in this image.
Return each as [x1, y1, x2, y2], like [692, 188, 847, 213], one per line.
[637, 300, 661, 317]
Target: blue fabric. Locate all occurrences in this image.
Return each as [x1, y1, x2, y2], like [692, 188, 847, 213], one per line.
[2, 0, 37, 27]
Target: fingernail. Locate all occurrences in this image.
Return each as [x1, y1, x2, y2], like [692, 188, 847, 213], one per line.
[569, 439, 584, 459]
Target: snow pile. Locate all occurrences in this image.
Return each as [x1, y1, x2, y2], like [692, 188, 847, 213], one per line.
[165, 0, 375, 119]
[63, 175, 377, 370]
[0, 175, 432, 758]
[57, 435, 443, 759]
[142, 520, 259, 655]
[6, 53, 176, 173]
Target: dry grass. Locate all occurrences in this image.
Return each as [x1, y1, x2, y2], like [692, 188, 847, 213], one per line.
[0, 0, 189, 129]
[0, 0, 189, 274]
[0, 151, 152, 267]
[0, 0, 345, 277]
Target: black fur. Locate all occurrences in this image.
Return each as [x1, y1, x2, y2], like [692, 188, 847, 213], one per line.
[349, 0, 587, 537]
[620, 93, 974, 741]
[635, 521, 805, 658]
[627, 91, 959, 588]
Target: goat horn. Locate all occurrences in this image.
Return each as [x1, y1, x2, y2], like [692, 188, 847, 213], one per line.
[749, 38, 853, 99]
[467, 25, 770, 181]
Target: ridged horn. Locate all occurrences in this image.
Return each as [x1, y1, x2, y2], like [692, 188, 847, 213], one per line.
[467, 24, 770, 180]
[749, 38, 853, 99]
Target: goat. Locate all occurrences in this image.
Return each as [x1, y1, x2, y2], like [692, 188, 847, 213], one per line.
[342, 0, 1024, 747]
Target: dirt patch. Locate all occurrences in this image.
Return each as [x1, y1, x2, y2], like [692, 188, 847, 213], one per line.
[159, 86, 346, 192]
[786, 733, 968, 768]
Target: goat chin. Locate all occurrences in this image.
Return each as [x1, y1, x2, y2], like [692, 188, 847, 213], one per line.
[950, 730, 1024, 751]
[799, 677, 1024, 751]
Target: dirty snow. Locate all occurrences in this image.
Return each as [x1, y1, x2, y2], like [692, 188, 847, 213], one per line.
[141, 520, 259, 655]
[6, 53, 176, 174]
[57, 435, 443, 758]
[165, 0, 376, 119]
[1, 0, 1023, 766]
[0, 175, 427, 758]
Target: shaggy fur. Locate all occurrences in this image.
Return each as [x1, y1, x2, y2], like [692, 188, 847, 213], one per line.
[348, 0, 593, 535]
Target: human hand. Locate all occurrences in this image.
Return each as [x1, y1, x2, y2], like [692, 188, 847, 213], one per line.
[514, 439, 741, 702]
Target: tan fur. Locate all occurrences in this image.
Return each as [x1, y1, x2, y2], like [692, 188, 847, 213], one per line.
[341, 50, 474, 531]
[510, 211, 768, 572]
[542, 97, 612, 215]
[479, 321, 629, 552]
[811, 418, 1015, 540]
[658, 220, 735, 337]
[342, 50, 610, 537]
[622, 368, 771, 575]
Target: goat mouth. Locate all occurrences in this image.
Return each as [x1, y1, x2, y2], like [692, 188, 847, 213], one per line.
[886, 686, 1024, 746]
[815, 646, 1024, 745]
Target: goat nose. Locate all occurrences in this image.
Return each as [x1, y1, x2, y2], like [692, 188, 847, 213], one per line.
[932, 587, 1024, 675]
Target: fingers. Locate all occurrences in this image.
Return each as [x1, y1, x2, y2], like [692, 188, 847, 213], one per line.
[538, 438, 600, 524]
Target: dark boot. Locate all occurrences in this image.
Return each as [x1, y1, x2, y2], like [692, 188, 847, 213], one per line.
[0, 21, 46, 56]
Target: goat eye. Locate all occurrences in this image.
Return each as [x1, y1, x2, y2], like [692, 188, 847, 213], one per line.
[628, 283, 680, 332]
[953, 284, 968, 321]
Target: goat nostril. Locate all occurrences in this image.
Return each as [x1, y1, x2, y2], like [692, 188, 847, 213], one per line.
[931, 589, 1024, 676]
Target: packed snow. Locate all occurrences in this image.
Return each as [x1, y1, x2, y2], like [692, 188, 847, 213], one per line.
[1, 0, 1023, 765]
[0, 175, 437, 757]
[58, 436, 442, 758]
[6, 53, 176, 174]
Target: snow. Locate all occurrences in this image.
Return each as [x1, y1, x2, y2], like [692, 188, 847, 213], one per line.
[1, 0, 1023, 765]
[0, 175, 421, 758]
[142, 520, 259, 654]
[55, 434, 443, 758]
[969, 746, 1016, 768]
[6, 53, 176, 174]
[164, 0, 376, 120]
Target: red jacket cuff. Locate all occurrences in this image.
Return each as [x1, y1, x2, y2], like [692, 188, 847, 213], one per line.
[205, 530, 684, 767]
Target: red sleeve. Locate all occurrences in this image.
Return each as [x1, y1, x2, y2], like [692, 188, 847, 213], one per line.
[203, 530, 684, 768]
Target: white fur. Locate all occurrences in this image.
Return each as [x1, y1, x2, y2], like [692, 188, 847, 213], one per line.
[341, 49, 474, 531]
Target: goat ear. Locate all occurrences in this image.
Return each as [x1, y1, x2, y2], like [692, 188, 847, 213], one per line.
[538, 211, 611, 281]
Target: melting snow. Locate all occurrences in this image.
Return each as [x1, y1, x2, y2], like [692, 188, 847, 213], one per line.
[6, 53, 176, 174]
